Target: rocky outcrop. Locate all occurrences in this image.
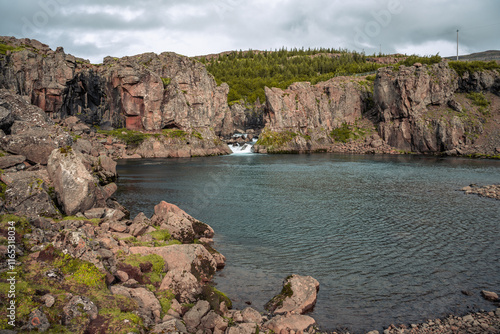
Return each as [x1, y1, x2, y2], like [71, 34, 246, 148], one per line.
[264, 77, 371, 132]
[265, 275, 320, 315]
[374, 62, 500, 154]
[462, 184, 500, 200]
[0, 36, 233, 157]
[151, 200, 215, 243]
[0, 89, 72, 164]
[258, 61, 500, 155]
[375, 62, 461, 152]
[255, 76, 387, 153]
[47, 148, 100, 216]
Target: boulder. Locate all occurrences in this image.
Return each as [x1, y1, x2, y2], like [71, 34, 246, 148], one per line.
[128, 287, 162, 326]
[0, 155, 26, 169]
[183, 300, 210, 331]
[151, 201, 215, 243]
[241, 307, 263, 324]
[266, 274, 320, 315]
[47, 148, 97, 215]
[200, 310, 228, 331]
[63, 296, 98, 323]
[2, 126, 71, 165]
[159, 269, 202, 303]
[264, 314, 316, 333]
[151, 318, 187, 333]
[129, 244, 217, 282]
[2, 170, 60, 218]
[481, 290, 499, 301]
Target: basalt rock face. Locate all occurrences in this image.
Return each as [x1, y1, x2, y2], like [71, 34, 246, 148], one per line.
[374, 63, 500, 154]
[0, 37, 234, 143]
[264, 77, 371, 132]
[374, 62, 460, 152]
[260, 61, 500, 155]
[257, 76, 382, 153]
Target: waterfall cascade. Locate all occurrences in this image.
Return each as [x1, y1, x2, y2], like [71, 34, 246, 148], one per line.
[228, 134, 258, 154]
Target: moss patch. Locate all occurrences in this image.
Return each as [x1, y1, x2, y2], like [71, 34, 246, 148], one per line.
[329, 123, 369, 143]
[156, 289, 176, 315]
[255, 130, 299, 152]
[264, 281, 294, 312]
[97, 128, 150, 146]
[122, 253, 165, 285]
[70, 263, 106, 288]
[201, 285, 232, 311]
[0, 43, 26, 55]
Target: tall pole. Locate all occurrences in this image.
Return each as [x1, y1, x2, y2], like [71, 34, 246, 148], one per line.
[456, 30, 459, 61]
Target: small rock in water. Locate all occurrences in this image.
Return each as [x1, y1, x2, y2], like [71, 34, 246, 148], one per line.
[481, 290, 499, 301]
[462, 290, 474, 296]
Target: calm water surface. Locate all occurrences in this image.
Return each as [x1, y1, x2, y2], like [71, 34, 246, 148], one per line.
[115, 153, 500, 333]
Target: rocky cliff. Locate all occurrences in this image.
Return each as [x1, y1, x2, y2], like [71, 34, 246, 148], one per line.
[254, 75, 394, 154]
[375, 62, 500, 155]
[257, 61, 500, 156]
[0, 36, 233, 156]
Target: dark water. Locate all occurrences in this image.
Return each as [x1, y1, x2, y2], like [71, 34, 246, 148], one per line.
[115, 153, 500, 333]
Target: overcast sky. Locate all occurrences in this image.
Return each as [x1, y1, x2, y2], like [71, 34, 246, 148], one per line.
[1, 0, 499, 63]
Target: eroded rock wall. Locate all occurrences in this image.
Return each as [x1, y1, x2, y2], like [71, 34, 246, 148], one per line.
[0, 37, 233, 136]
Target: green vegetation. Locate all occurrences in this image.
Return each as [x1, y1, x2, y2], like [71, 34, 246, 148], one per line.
[98, 128, 150, 146]
[199, 48, 386, 103]
[149, 229, 171, 241]
[449, 60, 500, 76]
[330, 123, 368, 143]
[123, 253, 165, 284]
[0, 181, 6, 200]
[0, 214, 31, 235]
[466, 92, 491, 116]
[70, 262, 106, 288]
[0, 43, 25, 55]
[399, 54, 442, 67]
[56, 215, 101, 226]
[156, 289, 176, 315]
[201, 285, 232, 310]
[161, 77, 171, 88]
[192, 131, 203, 140]
[255, 130, 298, 149]
[161, 128, 188, 139]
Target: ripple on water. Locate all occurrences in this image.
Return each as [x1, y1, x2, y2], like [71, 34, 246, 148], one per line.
[116, 154, 500, 333]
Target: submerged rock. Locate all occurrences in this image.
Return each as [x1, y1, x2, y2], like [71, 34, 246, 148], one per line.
[265, 274, 320, 315]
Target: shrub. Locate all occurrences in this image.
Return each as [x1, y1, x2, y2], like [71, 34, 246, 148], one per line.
[98, 128, 150, 146]
[467, 91, 490, 115]
[399, 54, 442, 67]
[255, 130, 298, 147]
[162, 129, 188, 140]
[330, 123, 360, 143]
[449, 60, 500, 76]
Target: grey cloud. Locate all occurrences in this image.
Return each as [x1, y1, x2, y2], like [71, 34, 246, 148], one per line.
[0, 0, 498, 62]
